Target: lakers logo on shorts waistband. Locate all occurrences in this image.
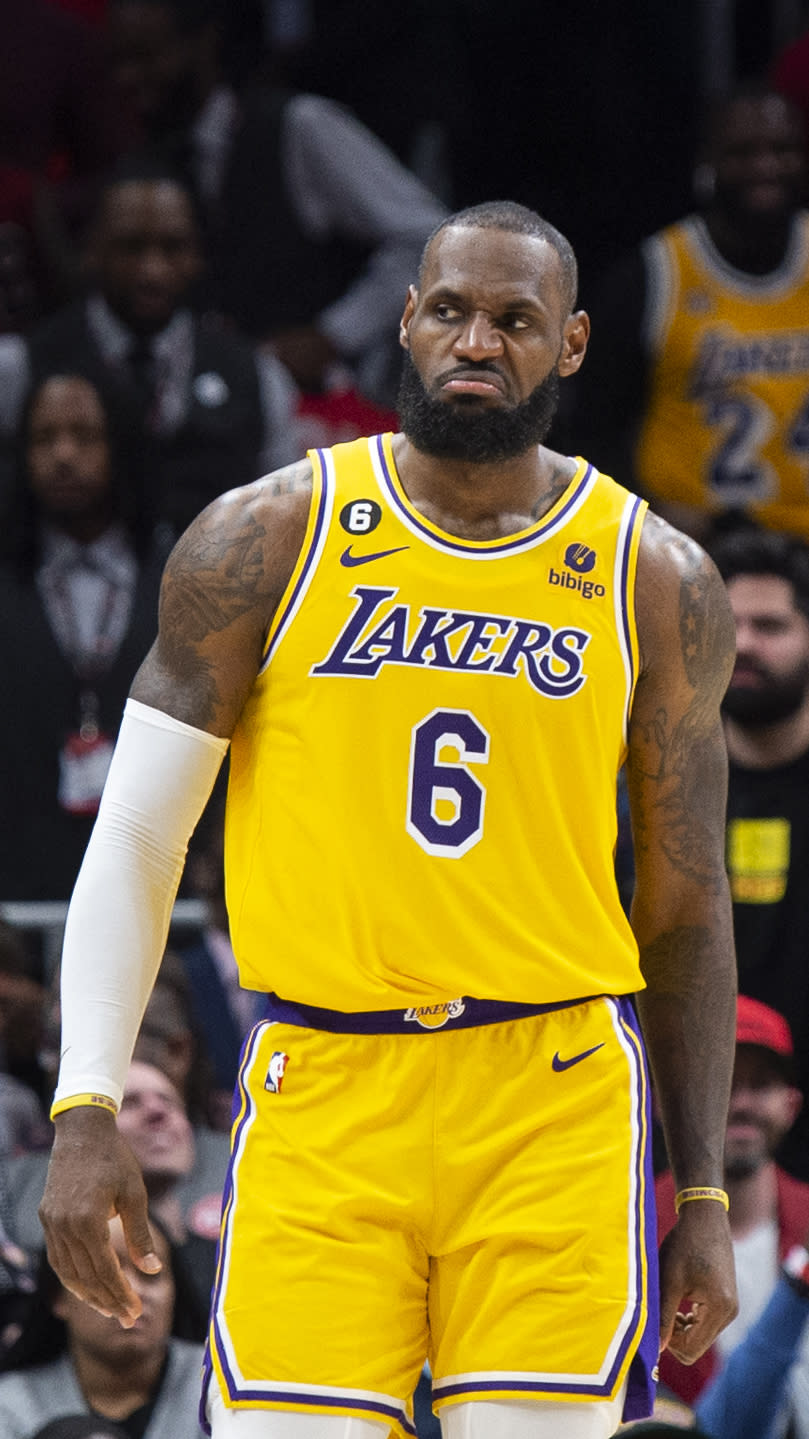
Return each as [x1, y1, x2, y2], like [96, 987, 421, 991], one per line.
[403, 999, 465, 1030]
[264, 1051, 289, 1092]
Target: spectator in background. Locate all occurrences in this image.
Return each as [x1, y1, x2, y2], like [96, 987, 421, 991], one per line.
[4, 1057, 228, 1317]
[0, 370, 167, 901]
[104, 0, 446, 419]
[656, 995, 809, 1427]
[0, 921, 50, 1155]
[133, 948, 219, 1127]
[570, 86, 809, 543]
[712, 526, 809, 1179]
[694, 1221, 809, 1439]
[0, 1216, 206, 1436]
[0, 161, 294, 539]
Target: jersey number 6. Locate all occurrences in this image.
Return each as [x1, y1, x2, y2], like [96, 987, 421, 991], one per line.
[407, 708, 490, 857]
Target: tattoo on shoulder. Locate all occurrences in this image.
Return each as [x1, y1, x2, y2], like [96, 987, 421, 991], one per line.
[676, 541, 733, 692]
[166, 505, 274, 638]
[262, 458, 313, 499]
[156, 504, 277, 724]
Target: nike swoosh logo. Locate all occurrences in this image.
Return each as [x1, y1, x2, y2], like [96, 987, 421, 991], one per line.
[551, 1043, 605, 1072]
[340, 544, 409, 567]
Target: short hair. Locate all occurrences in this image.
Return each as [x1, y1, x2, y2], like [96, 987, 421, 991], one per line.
[701, 81, 805, 153]
[419, 200, 579, 311]
[709, 525, 809, 623]
[92, 151, 204, 236]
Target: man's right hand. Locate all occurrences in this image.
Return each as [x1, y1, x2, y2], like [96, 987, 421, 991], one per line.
[39, 1105, 161, 1327]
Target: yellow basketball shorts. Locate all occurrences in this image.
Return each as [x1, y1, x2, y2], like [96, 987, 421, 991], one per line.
[203, 993, 658, 1438]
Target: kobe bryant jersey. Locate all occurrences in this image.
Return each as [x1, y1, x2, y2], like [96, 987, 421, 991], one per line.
[225, 433, 647, 1011]
[634, 213, 809, 539]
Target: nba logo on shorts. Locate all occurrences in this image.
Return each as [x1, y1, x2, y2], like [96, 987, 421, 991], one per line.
[264, 1051, 289, 1093]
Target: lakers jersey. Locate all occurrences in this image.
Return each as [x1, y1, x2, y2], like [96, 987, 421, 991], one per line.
[635, 213, 809, 539]
[225, 434, 646, 1011]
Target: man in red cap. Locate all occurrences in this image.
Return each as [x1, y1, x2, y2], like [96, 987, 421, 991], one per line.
[656, 994, 808, 1416]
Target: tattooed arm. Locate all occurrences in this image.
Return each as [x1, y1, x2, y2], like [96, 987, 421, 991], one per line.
[627, 511, 738, 1364]
[39, 462, 313, 1326]
[131, 458, 313, 732]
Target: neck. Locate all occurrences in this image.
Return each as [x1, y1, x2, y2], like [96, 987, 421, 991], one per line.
[724, 705, 809, 768]
[704, 210, 794, 275]
[71, 1338, 166, 1419]
[393, 435, 575, 539]
[727, 1159, 779, 1238]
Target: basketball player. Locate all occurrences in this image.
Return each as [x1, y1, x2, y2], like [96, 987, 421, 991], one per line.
[39, 202, 738, 1439]
[572, 85, 809, 542]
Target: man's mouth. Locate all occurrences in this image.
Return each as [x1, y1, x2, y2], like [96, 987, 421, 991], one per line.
[730, 664, 768, 688]
[439, 368, 507, 398]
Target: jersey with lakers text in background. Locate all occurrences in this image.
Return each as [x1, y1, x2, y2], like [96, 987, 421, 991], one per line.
[225, 433, 647, 1011]
[635, 213, 809, 539]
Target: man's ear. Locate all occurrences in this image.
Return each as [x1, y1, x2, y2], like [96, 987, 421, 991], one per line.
[399, 284, 418, 350]
[558, 310, 590, 377]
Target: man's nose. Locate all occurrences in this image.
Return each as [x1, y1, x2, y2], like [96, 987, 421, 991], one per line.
[143, 1096, 170, 1121]
[453, 313, 503, 361]
[733, 620, 758, 652]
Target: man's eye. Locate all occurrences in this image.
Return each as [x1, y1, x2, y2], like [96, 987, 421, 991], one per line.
[502, 315, 529, 330]
[435, 304, 459, 321]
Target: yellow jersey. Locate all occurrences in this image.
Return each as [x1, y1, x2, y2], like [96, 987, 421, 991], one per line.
[225, 433, 646, 1011]
[635, 213, 809, 539]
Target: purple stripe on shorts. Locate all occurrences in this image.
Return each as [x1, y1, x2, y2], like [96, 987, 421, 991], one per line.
[615, 994, 659, 1422]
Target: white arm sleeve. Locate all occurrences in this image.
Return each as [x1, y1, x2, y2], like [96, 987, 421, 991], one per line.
[52, 698, 229, 1113]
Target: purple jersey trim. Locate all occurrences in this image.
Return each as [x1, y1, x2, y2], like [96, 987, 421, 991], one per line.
[261, 447, 330, 668]
[375, 433, 594, 556]
[265, 992, 602, 1034]
[618, 494, 644, 696]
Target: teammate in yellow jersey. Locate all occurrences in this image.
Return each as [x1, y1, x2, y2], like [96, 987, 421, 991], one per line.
[40, 201, 738, 1439]
[572, 86, 809, 544]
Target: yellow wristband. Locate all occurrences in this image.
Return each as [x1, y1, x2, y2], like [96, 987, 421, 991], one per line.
[674, 1186, 729, 1214]
[50, 1093, 118, 1120]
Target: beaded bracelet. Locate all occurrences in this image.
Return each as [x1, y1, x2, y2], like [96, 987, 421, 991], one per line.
[674, 1186, 730, 1214]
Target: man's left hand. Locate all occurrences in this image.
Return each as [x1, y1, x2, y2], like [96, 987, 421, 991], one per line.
[658, 1200, 738, 1363]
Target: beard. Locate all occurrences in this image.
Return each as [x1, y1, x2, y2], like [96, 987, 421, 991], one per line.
[724, 1145, 768, 1181]
[397, 352, 560, 463]
[722, 661, 809, 727]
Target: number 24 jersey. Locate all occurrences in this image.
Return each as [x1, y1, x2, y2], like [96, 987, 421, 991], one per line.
[635, 212, 809, 538]
[225, 433, 647, 1011]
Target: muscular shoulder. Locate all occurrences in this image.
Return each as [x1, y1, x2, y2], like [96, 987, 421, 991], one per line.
[635, 509, 736, 701]
[132, 459, 314, 733]
[164, 457, 313, 616]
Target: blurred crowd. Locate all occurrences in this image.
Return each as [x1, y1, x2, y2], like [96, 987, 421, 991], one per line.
[7, 1, 809, 1437]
